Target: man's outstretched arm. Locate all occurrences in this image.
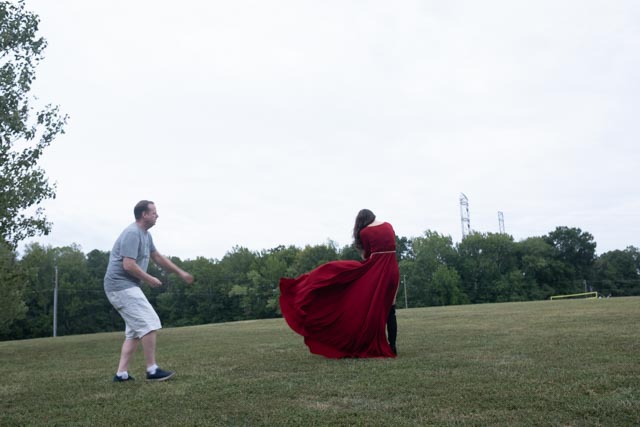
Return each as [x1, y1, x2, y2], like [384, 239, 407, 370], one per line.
[150, 251, 194, 284]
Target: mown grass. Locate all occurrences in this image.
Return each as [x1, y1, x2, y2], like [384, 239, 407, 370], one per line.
[1, 297, 639, 426]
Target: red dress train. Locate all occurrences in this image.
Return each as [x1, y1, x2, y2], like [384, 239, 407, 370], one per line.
[279, 222, 399, 358]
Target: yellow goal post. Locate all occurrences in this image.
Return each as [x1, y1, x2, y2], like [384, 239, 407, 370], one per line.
[550, 291, 598, 300]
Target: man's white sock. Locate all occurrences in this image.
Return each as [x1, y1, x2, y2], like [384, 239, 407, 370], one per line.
[116, 371, 129, 379]
[146, 364, 158, 375]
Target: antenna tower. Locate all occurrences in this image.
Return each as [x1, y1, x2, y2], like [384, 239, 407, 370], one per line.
[459, 193, 471, 238]
[498, 211, 505, 234]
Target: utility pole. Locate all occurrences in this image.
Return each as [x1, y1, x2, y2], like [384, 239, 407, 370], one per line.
[403, 275, 408, 309]
[53, 265, 58, 337]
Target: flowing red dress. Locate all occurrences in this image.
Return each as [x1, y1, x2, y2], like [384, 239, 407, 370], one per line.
[279, 222, 399, 358]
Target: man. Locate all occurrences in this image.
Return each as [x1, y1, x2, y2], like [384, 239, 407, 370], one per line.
[104, 200, 194, 382]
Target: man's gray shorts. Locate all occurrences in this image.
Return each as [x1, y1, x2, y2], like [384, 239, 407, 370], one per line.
[106, 287, 162, 339]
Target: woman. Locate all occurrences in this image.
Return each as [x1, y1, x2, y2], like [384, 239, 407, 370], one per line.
[279, 209, 399, 358]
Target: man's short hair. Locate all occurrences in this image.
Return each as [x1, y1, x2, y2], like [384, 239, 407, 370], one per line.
[134, 200, 154, 220]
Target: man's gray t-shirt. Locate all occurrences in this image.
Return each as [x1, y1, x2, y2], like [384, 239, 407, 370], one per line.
[104, 222, 156, 292]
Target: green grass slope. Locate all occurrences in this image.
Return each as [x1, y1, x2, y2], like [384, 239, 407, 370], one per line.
[1, 298, 639, 426]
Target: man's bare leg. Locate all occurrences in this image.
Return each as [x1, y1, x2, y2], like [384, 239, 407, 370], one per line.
[117, 338, 139, 373]
[141, 330, 157, 369]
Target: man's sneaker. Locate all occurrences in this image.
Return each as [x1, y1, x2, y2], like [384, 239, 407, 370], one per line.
[113, 374, 135, 382]
[146, 367, 175, 382]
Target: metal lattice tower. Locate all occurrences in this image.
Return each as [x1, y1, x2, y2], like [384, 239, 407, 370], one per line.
[498, 211, 505, 234]
[459, 193, 471, 239]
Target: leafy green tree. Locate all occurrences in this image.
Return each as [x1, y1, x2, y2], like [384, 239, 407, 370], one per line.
[253, 245, 299, 316]
[428, 265, 468, 306]
[86, 249, 122, 330]
[14, 243, 112, 338]
[494, 269, 529, 302]
[236, 247, 290, 319]
[627, 246, 640, 272]
[50, 244, 97, 335]
[593, 248, 640, 296]
[400, 230, 460, 307]
[149, 254, 198, 326]
[395, 235, 412, 261]
[217, 246, 259, 320]
[178, 257, 227, 324]
[288, 241, 339, 277]
[544, 226, 596, 294]
[0, 0, 67, 248]
[456, 232, 518, 303]
[0, 240, 26, 338]
[11, 243, 108, 338]
[339, 243, 361, 261]
[515, 237, 559, 299]
[13, 242, 56, 338]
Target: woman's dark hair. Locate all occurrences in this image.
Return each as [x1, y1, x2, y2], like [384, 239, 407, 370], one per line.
[353, 209, 376, 250]
[134, 200, 154, 220]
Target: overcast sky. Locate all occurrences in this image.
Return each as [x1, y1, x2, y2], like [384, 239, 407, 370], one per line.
[19, 0, 640, 260]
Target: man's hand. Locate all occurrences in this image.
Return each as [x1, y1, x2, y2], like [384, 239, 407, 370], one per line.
[151, 252, 194, 285]
[180, 271, 194, 285]
[148, 277, 163, 288]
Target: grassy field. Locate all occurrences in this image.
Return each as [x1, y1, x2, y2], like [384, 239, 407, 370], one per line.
[1, 297, 639, 426]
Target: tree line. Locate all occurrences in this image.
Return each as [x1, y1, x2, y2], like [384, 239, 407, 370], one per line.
[1, 226, 639, 341]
